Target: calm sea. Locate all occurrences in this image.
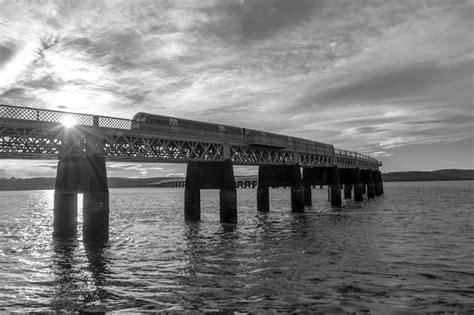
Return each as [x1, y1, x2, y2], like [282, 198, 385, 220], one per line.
[0, 181, 473, 313]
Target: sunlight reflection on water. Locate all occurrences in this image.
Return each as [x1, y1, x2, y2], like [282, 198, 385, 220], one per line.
[0, 182, 473, 312]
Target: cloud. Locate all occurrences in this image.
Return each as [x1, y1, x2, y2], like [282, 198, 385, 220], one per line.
[0, 42, 17, 67]
[0, 0, 472, 173]
[311, 58, 474, 107]
[240, 0, 321, 39]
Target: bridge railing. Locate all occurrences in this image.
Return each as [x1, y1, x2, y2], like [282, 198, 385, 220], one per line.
[334, 148, 379, 165]
[0, 104, 225, 140]
[0, 104, 96, 125]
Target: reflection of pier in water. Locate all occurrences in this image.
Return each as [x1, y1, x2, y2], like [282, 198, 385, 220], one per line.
[51, 240, 111, 311]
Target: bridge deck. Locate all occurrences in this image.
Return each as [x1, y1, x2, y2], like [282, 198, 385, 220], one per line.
[0, 104, 381, 169]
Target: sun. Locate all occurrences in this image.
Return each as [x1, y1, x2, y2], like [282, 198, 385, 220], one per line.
[61, 115, 77, 128]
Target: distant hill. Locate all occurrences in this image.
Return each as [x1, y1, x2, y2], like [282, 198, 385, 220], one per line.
[382, 169, 474, 182]
[0, 169, 472, 191]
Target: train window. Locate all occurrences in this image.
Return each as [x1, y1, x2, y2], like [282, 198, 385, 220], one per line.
[169, 118, 178, 126]
[242, 128, 250, 135]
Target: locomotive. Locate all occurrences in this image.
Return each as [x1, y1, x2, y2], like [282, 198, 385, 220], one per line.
[131, 112, 334, 155]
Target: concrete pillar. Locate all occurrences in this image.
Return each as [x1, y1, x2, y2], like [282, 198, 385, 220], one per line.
[83, 192, 109, 242]
[353, 168, 364, 202]
[380, 172, 384, 195]
[53, 192, 77, 239]
[374, 170, 382, 196]
[343, 183, 352, 199]
[291, 187, 305, 212]
[53, 129, 109, 242]
[83, 154, 109, 242]
[257, 166, 270, 212]
[184, 160, 236, 223]
[366, 170, 375, 199]
[304, 185, 312, 206]
[54, 154, 81, 239]
[184, 188, 200, 220]
[257, 187, 269, 212]
[290, 165, 304, 212]
[329, 166, 342, 206]
[220, 188, 237, 224]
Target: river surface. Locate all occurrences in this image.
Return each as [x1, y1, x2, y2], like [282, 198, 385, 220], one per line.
[0, 181, 473, 313]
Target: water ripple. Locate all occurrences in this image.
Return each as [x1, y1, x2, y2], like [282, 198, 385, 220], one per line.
[0, 182, 473, 312]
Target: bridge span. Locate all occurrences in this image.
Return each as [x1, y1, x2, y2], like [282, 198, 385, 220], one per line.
[0, 104, 384, 242]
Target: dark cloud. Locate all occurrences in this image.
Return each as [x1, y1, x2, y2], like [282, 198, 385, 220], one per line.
[240, 0, 322, 39]
[312, 58, 474, 106]
[1, 88, 26, 98]
[0, 42, 16, 67]
[24, 75, 60, 89]
[356, 126, 389, 134]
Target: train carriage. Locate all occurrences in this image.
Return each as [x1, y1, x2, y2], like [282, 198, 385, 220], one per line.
[131, 112, 334, 154]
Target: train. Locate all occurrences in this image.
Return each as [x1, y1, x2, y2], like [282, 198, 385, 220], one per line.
[131, 112, 334, 155]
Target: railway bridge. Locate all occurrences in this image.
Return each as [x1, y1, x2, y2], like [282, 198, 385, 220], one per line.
[0, 104, 383, 242]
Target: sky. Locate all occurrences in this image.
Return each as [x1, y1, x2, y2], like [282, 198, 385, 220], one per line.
[0, 0, 473, 178]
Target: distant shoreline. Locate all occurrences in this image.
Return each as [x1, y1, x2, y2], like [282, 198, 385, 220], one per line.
[0, 169, 472, 191]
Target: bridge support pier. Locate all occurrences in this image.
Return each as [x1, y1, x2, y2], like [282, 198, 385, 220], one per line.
[184, 160, 237, 224]
[184, 188, 200, 220]
[82, 155, 109, 242]
[380, 173, 384, 195]
[53, 192, 77, 239]
[257, 186, 270, 212]
[257, 164, 304, 212]
[290, 166, 304, 212]
[344, 184, 352, 199]
[291, 186, 305, 212]
[220, 188, 237, 223]
[361, 169, 375, 199]
[328, 166, 342, 206]
[53, 133, 109, 242]
[353, 168, 364, 202]
[339, 169, 352, 199]
[303, 185, 312, 206]
[302, 167, 328, 206]
[374, 170, 383, 196]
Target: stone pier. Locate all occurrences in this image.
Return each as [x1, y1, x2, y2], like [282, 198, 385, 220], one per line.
[373, 170, 383, 196]
[302, 167, 328, 206]
[352, 168, 364, 202]
[339, 168, 352, 200]
[361, 169, 375, 199]
[54, 128, 109, 242]
[328, 166, 342, 206]
[257, 164, 305, 212]
[343, 184, 352, 199]
[184, 160, 237, 224]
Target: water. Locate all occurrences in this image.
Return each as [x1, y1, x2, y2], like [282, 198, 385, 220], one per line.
[0, 181, 473, 312]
